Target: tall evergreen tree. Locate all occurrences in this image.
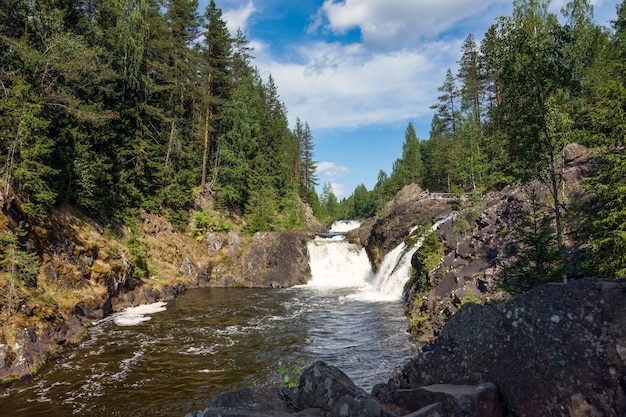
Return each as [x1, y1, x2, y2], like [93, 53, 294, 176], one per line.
[499, 0, 570, 251]
[430, 69, 459, 138]
[299, 121, 318, 199]
[457, 34, 483, 125]
[201, 0, 232, 193]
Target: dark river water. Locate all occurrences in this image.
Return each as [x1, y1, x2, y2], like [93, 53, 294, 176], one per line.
[0, 285, 418, 416]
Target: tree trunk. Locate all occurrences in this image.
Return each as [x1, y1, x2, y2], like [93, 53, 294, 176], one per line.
[201, 72, 212, 193]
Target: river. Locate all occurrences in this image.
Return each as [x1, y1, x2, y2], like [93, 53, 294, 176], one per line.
[0, 220, 445, 416]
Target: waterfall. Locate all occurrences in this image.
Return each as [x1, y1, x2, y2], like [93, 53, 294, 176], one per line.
[306, 221, 374, 287]
[370, 213, 456, 299]
[305, 214, 454, 296]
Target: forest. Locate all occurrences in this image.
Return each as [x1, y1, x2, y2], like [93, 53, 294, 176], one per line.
[1, 0, 625, 281]
[323, 0, 626, 280]
[0, 0, 318, 233]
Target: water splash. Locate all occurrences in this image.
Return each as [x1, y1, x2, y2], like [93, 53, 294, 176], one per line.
[306, 237, 374, 288]
[370, 213, 456, 300]
[306, 221, 374, 288]
[111, 302, 168, 326]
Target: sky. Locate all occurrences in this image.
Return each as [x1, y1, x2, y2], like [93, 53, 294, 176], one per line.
[200, 0, 621, 198]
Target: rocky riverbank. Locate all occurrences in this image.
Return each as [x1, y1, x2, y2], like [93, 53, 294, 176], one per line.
[0, 200, 317, 381]
[187, 279, 626, 417]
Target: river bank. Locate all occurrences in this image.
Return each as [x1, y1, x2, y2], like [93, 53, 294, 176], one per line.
[0, 282, 418, 416]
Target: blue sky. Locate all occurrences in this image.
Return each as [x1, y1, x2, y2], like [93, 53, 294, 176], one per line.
[201, 0, 620, 197]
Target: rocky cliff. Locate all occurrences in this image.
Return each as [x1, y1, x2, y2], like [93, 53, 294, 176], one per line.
[350, 143, 594, 341]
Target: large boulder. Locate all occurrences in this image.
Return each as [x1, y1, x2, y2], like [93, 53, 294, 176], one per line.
[188, 361, 501, 417]
[376, 279, 626, 417]
[188, 361, 395, 417]
[296, 361, 394, 417]
[207, 231, 312, 288]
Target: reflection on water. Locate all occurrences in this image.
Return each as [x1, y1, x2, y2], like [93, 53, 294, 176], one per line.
[0, 286, 417, 417]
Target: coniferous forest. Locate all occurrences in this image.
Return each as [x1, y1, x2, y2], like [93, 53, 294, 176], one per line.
[0, 0, 318, 232]
[1, 0, 625, 287]
[327, 0, 626, 280]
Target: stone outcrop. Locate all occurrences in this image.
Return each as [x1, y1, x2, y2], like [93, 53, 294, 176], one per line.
[374, 279, 626, 417]
[347, 183, 454, 270]
[205, 231, 312, 288]
[370, 144, 593, 341]
[188, 360, 502, 417]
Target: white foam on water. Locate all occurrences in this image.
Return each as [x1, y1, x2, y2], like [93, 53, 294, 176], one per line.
[329, 220, 362, 233]
[112, 301, 168, 326]
[306, 238, 374, 288]
[368, 212, 457, 300]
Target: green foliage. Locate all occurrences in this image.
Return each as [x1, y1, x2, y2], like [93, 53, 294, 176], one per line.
[279, 360, 306, 389]
[410, 231, 445, 295]
[453, 215, 472, 235]
[191, 208, 234, 237]
[0, 0, 316, 234]
[502, 188, 567, 295]
[461, 290, 481, 305]
[0, 223, 40, 315]
[578, 150, 626, 278]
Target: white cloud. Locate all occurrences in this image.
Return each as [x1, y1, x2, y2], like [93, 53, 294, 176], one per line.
[320, 0, 510, 47]
[330, 181, 346, 197]
[223, 1, 256, 35]
[258, 39, 462, 130]
[316, 162, 349, 196]
[317, 161, 349, 178]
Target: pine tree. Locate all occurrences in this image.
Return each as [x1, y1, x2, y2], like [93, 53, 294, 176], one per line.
[576, 2, 626, 278]
[201, 0, 232, 193]
[457, 34, 483, 125]
[299, 121, 318, 199]
[503, 188, 566, 294]
[430, 69, 459, 138]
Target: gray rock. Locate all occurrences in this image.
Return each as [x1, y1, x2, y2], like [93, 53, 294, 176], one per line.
[189, 361, 396, 417]
[379, 279, 626, 417]
[404, 402, 447, 417]
[296, 361, 394, 417]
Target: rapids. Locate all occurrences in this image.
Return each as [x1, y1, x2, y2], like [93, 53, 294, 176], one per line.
[0, 218, 454, 416]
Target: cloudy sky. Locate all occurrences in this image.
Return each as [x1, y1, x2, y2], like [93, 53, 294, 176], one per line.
[201, 0, 620, 197]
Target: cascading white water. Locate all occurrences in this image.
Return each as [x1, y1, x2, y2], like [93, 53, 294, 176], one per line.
[306, 221, 374, 287]
[371, 213, 456, 299]
[306, 214, 455, 297]
[329, 220, 362, 233]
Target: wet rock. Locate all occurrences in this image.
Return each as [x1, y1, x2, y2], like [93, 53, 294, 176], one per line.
[188, 386, 314, 417]
[296, 361, 394, 417]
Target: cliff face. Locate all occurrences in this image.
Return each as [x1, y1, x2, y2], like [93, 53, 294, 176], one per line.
[351, 144, 594, 342]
